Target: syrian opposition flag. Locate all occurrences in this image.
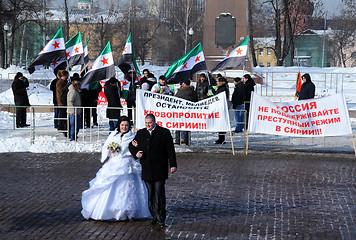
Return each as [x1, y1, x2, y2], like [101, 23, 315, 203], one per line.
[211, 36, 249, 72]
[120, 79, 131, 100]
[81, 42, 115, 87]
[28, 28, 67, 74]
[295, 71, 302, 98]
[164, 42, 207, 83]
[118, 33, 141, 77]
[66, 32, 84, 68]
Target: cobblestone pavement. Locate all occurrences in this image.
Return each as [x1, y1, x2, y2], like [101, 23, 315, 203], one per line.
[0, 152, 355, 239]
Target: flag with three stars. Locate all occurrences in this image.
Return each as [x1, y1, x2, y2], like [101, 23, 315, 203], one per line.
[118, 33, 141, 77]
[164, 42, 207, 84]
[211, 36, 249, 72]
[81, 42, 115, 87]
[28, 28, 67, 74]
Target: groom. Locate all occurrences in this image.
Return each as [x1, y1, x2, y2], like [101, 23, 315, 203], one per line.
[129, 114, 177, 227]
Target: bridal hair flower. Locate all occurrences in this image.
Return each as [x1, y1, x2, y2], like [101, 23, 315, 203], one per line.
[107, 142, 121, 153]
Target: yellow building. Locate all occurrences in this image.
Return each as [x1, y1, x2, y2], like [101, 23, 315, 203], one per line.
[253, 37, 278, 67]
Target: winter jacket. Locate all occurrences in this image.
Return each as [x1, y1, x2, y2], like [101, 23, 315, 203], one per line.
[197, 80, 209, 101]
[129, 125, 177, 181]
[175, 85, 198, 102]
[298, 74, 315, 100]
[104, 82, 122, 119]
[56, 78, 67, 106]
[141, 77, 156, 91]
[232, 81, 245, 108]
[50, 78, 58, 105]
[215, 83, 229, 103]
[244, 78, 256, 102]
[12, 76, 30, 107]
[67, 84, 82, 115]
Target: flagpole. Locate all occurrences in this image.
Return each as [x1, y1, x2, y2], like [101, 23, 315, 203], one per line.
[230, 131, 235, 155]
[351, 134, 356, 156]
[245, 131, 250, 155]
[80, 63, 89, 75]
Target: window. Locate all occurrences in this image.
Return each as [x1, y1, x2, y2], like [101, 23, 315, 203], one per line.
[267, 62, 271, 67]
[259, 63, 264, 67]
[259, 48, 263, 56]
[267, 48, 272, 56]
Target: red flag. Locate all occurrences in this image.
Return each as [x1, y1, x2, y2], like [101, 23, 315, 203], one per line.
[295, 72, 302, 98]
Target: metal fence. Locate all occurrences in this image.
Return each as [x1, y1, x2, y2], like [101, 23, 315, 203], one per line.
[1, 104, 354, 154]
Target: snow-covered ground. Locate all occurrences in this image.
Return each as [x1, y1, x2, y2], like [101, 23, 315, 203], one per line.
[0, 65, 355, 153]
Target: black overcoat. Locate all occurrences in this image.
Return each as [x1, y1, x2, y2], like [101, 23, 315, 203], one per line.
[104, 82, 121, 119]
[12, 77, 30, 107]
[129, 125, 177, 181]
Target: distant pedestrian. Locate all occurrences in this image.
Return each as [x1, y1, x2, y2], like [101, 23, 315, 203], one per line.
[50, 76, 59, 129]
[298, 73, 315, 100]
[243, 74, 255, 129]
[56, 70, 69, 133]
[12, 72, 30, 128]
[214, 77, 229, 144]
[196, 73, 209, 100]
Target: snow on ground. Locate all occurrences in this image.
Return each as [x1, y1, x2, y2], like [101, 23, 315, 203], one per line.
[0, 65, 355, 153]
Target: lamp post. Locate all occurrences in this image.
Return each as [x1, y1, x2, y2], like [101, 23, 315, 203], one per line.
[3, 23, 9, 69]
[188, 27, 194, 50]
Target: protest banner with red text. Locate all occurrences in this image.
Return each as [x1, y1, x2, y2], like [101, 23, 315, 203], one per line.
[136, 89, 231, 132]
[248, 93, 352, 137]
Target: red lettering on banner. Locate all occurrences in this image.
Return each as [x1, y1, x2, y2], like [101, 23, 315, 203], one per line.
[157, 121, 163, 126]
[192, 123, 199, 129]
[179, 113, 184, 118]
[179, 122, 184, 128]
[276, 126, 281, 131]
[173, 122, 179, 128]
[166, 122, 171, 128]
[215, 112, 220, 118]
[258, 106, 269, 112]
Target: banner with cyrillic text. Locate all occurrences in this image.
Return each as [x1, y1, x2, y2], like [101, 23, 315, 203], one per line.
[248, 93, 352, 137]
[136, 89, 231, 132]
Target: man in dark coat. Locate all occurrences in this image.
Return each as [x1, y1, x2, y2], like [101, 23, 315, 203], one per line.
[129, 114, 177, 228]
[243, 74, 256, 130]
[231, 77, 245, 132]
[175, 78, 197, 145]
[12, 72, 30, 128]
[196, 73, 210, 100]
[213, 77, 229, 144]
[104, 77, 122, 131]
[50, 77, 59, 128]
[298, 73, 315, 100]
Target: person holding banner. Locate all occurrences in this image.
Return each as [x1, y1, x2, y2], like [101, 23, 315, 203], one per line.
[175, 78, 198, 145]
[129, 114, 177, 228]
[214, 77, 230, 144]
[298, 73, 315, 100]
[232, 77, 245, 133]
[243, 74, 256, 129]
[151, 75, 171, 95]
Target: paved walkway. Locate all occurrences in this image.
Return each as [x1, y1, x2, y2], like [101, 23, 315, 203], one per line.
[0, 152, 355, 239]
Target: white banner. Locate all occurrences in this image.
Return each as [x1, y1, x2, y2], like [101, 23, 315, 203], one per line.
[136, 90, 231, 132]
[248, 93, 352, 137]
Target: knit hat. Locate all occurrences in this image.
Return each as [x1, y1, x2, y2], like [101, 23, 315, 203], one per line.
[16, 72, 23, 78]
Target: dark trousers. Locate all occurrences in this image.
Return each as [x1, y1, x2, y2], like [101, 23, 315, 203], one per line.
[127, 101, 135, 122]
[57, 108, 67, 131]
[54, 105, 60, 128]
[145, 180, 166, 223]
[84, 107, 97, 127]
[16, 107, 27, 127]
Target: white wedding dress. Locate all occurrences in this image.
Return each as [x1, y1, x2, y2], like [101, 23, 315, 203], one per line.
[81, 130, 151, 221]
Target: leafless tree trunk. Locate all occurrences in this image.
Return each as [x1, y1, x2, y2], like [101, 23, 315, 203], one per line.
[248, 0, 257, 67]
[64, 0, 69, 41]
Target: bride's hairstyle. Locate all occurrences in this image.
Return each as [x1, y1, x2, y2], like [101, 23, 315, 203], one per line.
[115, 116, 132, 133]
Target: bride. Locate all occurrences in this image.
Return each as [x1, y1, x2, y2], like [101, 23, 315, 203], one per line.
[81, 116, 151, 221]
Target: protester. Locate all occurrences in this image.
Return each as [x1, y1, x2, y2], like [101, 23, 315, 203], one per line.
[141, 73, 157, 91]
[50, 76, 59, 129]
[140, 69, 150, 83]
[214, 77, 229, 144]
[11, 72, 30, 128]
[197, 73, 210, 100]
[175, 78, 197, 145]
[126, 71, 139, 122]
[151, 75, 171, 94]
[129, 114, 177, 228]
[81, 116, 151, 221]
[243, 74, 256, 130]
[104, 77, 122, 131]
[56, 70, 69, 133]
[298, 73, 315, 100]
[67, 78, 82, 141]
[82, 82, 102, 128]
[231, 77, 245, 133]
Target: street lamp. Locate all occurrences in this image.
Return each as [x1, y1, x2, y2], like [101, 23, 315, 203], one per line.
[188, 27, 194, 50]
[3, 23, 10, 69]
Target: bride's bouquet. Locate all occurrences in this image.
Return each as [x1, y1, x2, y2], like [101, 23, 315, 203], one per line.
[107, 142, 121, 153]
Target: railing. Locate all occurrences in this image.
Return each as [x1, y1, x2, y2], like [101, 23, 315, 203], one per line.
[1, 104, 354, 154]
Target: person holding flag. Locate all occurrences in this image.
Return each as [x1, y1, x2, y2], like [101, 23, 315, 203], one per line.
[151, 75, 171, 95]
[298, 73, 315, 100]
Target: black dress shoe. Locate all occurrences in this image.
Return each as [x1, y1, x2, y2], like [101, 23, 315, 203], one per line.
[23, 124, 30, 127]
[16, 125, 22, 128]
